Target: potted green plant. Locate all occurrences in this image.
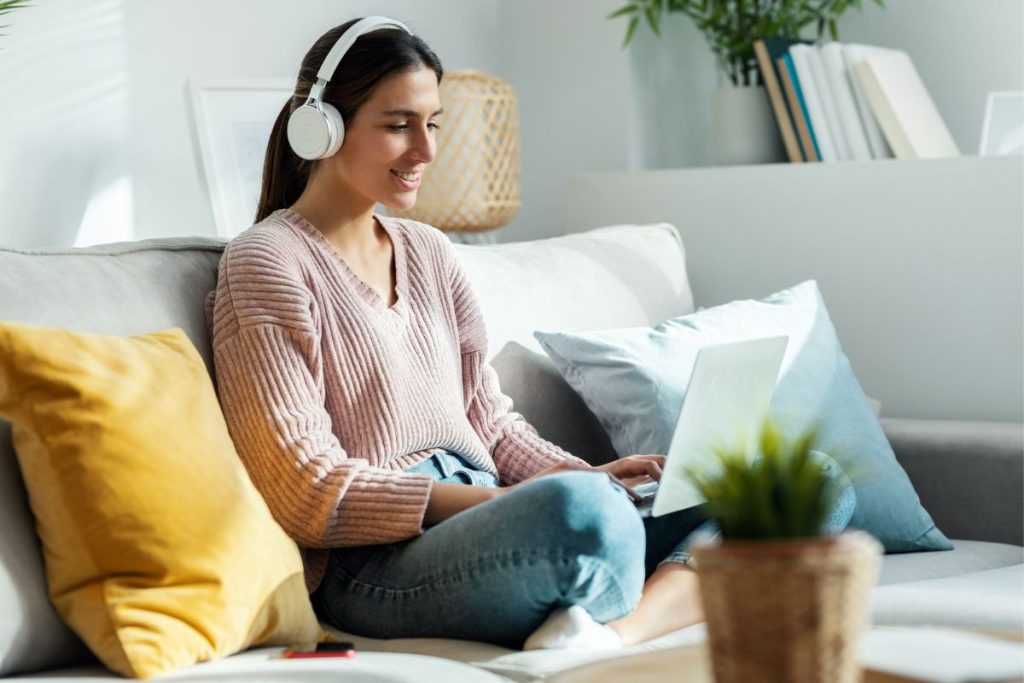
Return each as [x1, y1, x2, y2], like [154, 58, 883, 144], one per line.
[609, 0, 883, 165]
[688, 422, 881, 683]
[611, 0, 884, 85]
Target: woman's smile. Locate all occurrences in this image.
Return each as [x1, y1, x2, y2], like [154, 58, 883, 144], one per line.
[391, 169, 422, 190]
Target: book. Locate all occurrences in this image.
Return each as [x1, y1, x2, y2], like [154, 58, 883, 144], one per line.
[789, 44, 839, 161]
[777, 54, 820, 162]
[754, 38, 804, 162]
[805, 44, 853, 160]
[851, 49, 960, 159]
[842, 43, 896, 158]
[818, 42, 873, 161]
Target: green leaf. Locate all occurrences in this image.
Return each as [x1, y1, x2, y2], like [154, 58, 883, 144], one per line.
[686, 421, 844, 540]
[607, 4, 639, 20]
[0, 0, 31, 15]
[622, 15, 640, 47]
[644, 4, 662, 37]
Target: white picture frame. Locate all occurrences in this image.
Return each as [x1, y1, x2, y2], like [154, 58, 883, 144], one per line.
[189, 79, 294, 238]
[979, 91, 1024, 157]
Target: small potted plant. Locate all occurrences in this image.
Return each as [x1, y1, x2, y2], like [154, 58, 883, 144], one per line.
[688, 422, 881, 683]
[609, 0, 884, 165]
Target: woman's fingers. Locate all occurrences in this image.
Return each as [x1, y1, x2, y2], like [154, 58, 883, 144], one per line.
[534, 456, 667, 502]
[620, 474, 651, 488]
[630, 456, 665, 481]
[597, 455, 666, 482]
[628, 454, 666, 467]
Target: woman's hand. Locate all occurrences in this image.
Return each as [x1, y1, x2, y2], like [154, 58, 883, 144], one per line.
[594, 454, 665, 489]
[423, 482, 501, 526]
[517, 454, 666, 502]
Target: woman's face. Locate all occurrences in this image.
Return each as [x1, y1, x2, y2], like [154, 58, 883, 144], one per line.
[327, 65, 442, 212]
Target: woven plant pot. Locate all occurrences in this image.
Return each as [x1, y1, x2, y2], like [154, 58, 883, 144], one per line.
[693, 531, 882, 683]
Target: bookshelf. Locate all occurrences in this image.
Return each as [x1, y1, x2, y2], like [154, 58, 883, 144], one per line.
[566, 156, 1024, 423]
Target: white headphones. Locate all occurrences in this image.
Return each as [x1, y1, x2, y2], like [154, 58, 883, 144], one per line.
[287, 16, 413, 161]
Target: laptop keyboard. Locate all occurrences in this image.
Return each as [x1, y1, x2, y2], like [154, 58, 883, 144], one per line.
[632, 480, 659, 518]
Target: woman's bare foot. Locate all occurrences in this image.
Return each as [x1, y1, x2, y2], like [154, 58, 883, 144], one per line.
[607, 563, 704, 646]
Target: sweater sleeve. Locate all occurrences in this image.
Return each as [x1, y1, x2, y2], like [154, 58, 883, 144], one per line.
[444, 241, 587, 484]
[212, 241, 433, 549]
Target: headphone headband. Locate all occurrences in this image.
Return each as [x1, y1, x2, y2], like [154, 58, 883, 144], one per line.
[315, 16, 412, 85]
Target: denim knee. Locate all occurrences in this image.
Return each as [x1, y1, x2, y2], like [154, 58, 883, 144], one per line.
[518, 471, 646, 616]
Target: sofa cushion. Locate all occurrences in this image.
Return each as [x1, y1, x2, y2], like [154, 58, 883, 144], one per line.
[16, 648, 520, 682]
[534, 280, 951, 553]
[872, 565, 1024, 632]
[0, 238, 224, 676]
[882, 418, 1024, 546]
[455, 224, 693, 465]
[0, 322, 321, 678]
[0, 421, 92, 676]
[877, 540, 1023, 586]
[16, 540, 1023, 681]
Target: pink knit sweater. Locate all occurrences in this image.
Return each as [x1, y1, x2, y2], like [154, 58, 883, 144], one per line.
[210, 209, 580, 592]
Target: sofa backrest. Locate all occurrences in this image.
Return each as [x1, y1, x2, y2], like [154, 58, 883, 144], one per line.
[0, 222, 693, 466]
[454, 223, 693, 462]
[0, 238, 225, 366]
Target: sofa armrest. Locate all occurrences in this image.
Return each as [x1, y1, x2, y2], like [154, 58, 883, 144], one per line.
[881, 418, 1023, 546]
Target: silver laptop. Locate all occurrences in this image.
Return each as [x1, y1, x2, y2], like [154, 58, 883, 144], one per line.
[634, 336, 788, 518]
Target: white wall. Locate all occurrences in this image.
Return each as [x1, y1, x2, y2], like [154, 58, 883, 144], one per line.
[0, 0, 132, 248]
[1, 1, 1021, 247]
[494, 0, 632, 242]
[0, 1, 499, 247]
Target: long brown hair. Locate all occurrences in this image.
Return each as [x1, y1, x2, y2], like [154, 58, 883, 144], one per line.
[254, 19, 443, 224]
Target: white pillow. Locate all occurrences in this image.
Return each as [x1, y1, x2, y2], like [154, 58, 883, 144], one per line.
[535, 280, 950, 553]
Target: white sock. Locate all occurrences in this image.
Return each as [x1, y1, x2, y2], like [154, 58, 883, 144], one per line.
[523, 605, 624, 651]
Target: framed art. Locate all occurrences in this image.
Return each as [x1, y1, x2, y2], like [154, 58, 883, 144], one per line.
[189, 80, 293, 238]
[979, 91, 1024, 157]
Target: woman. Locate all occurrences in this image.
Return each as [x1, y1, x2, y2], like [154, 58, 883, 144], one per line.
[210, 17, 709, 650]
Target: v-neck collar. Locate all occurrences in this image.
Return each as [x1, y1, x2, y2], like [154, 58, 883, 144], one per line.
[276, 208, 408, 319]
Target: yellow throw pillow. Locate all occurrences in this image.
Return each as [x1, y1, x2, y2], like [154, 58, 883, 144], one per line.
[0, 322, 321, 679]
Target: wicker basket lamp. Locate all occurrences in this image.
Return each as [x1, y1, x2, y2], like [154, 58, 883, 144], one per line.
[392, 70, 520, 233]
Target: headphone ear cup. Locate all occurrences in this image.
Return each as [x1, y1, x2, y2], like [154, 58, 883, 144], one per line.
[320, 102, 345, 157]
[287, 104, 334, 160]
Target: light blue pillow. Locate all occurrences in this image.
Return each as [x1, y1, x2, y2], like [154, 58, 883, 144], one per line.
[534, 280, 951, 553]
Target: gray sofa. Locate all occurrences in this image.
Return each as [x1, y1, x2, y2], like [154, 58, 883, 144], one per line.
[1, 223, 1021, 682]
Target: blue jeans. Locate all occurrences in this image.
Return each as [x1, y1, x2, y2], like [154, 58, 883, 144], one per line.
[313, 450, 711, 648]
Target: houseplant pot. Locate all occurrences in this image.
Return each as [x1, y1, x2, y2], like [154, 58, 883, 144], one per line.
[711, 85, 786, 165]
[694, 532, 881, 683]
[686, 423, 882, 683]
